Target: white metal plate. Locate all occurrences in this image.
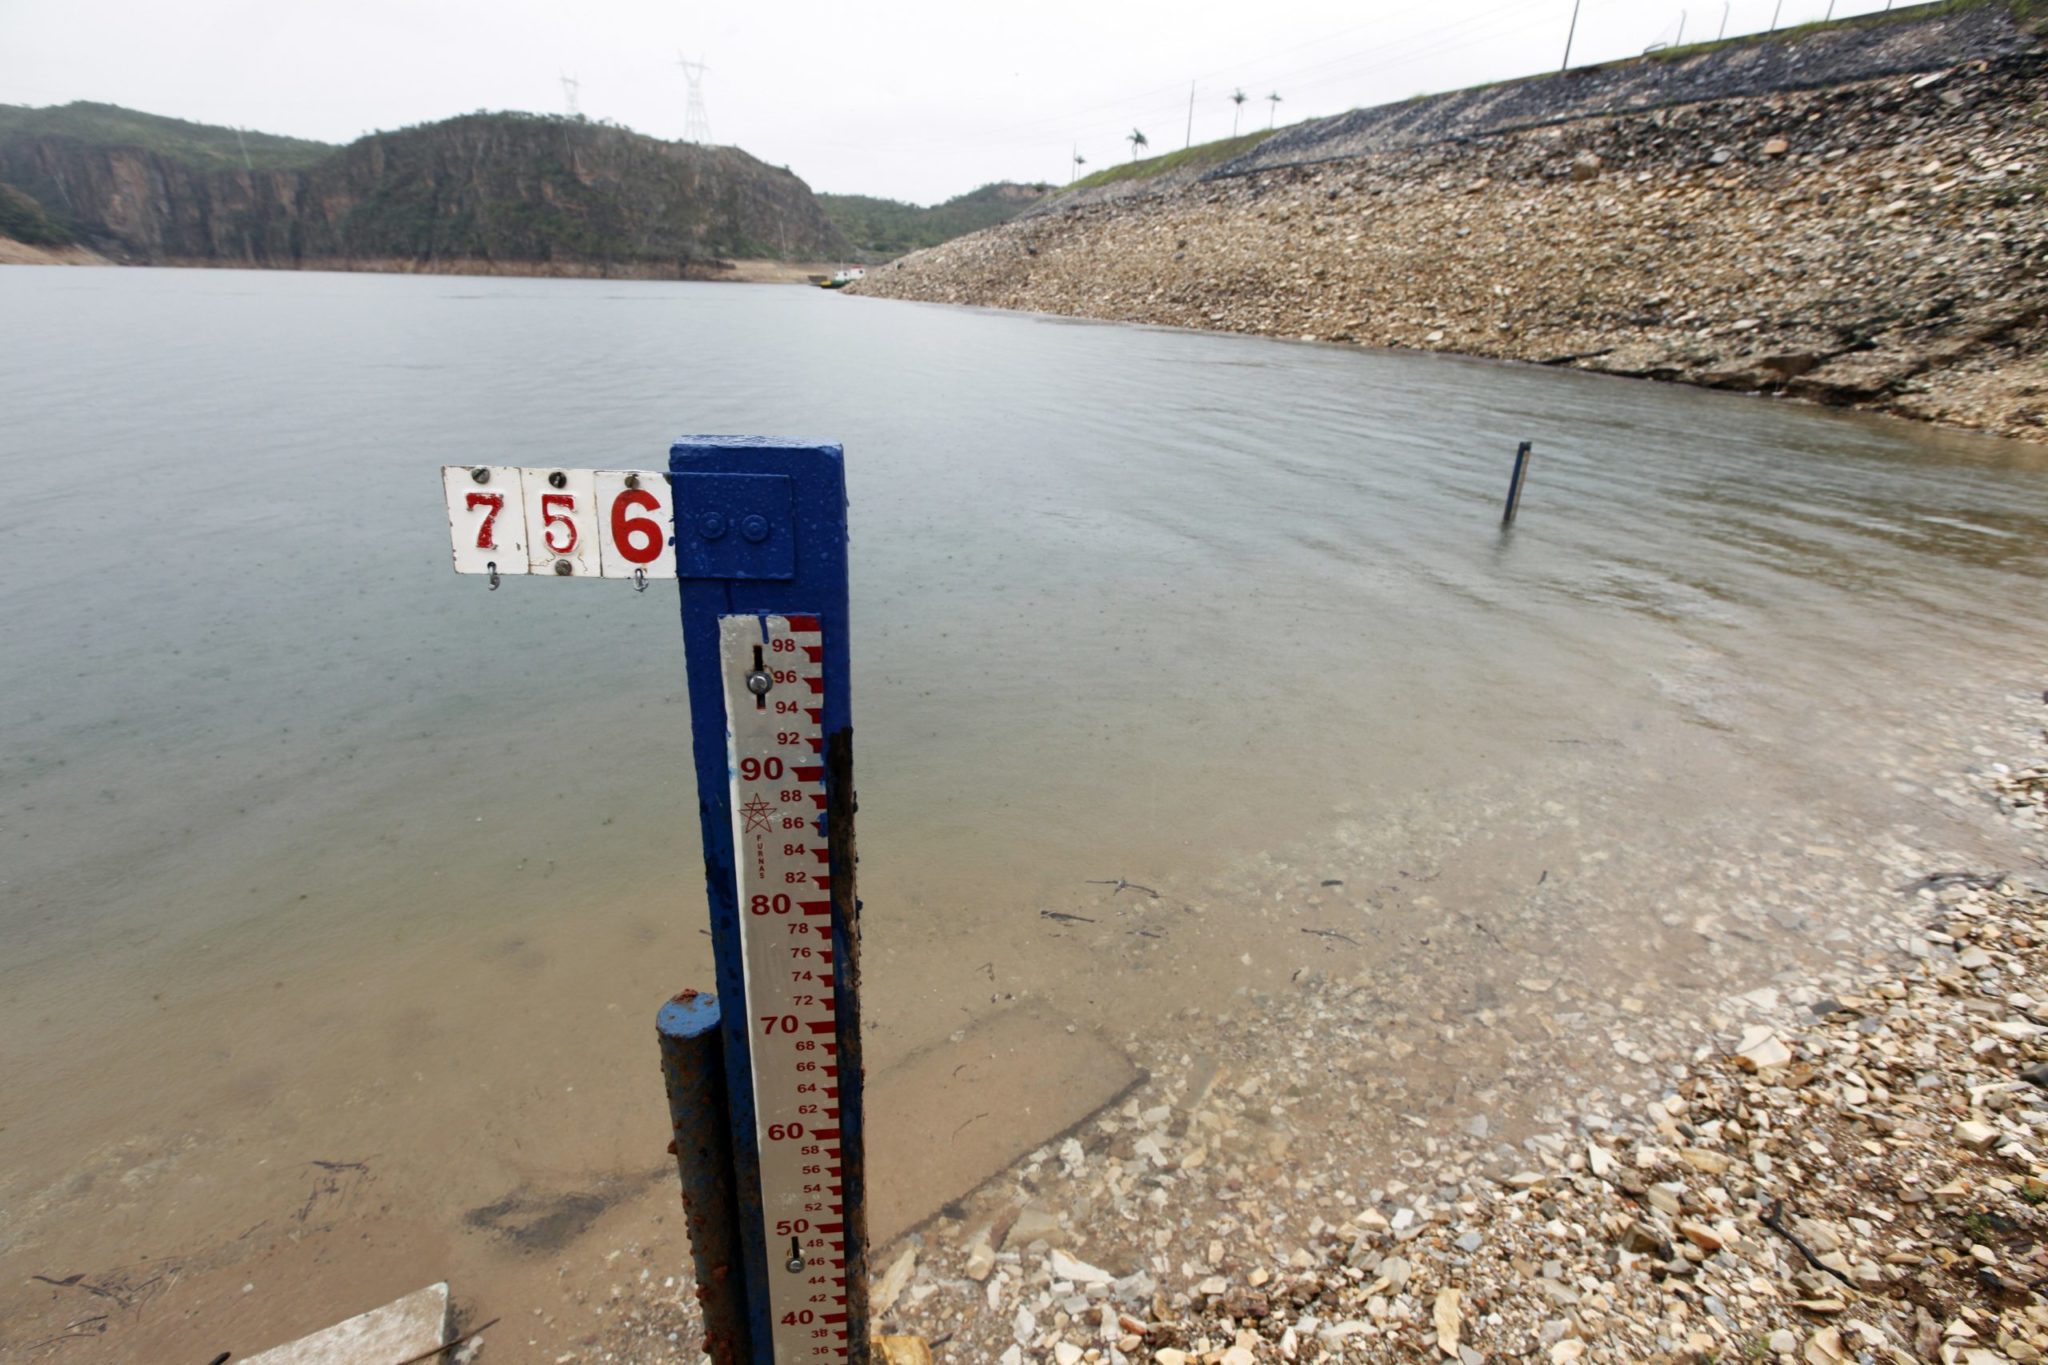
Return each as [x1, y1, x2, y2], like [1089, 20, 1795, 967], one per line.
[594, 470, 677, 581]
[721, 613, 848, 1364]
[441, 466, 527, 575]
[519, 467, 601, 577]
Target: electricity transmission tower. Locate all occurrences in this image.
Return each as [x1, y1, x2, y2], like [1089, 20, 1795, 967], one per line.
[560, 73, 581, 118]
[677, 54, 712, 143]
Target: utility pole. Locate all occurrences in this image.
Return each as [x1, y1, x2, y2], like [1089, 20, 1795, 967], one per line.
[1719, 1, 1730, 40]
[677, 53, 712, 143]
[1185, 80, 1195, 149]
[1677, 9, 1686, 45]
[1770, 0, 1783, 32]
[1562, 0, 1583, 72]
[560, 73, 580, 118]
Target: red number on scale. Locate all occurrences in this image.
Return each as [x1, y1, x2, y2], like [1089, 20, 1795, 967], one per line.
[760, 1015, 800, 1035]
[540, 493, 577, 553]
[466, 492, 504, 549]
[609, 489, 664, 563]
[750, 893, 793, 915]
[739, 757, 784, 782]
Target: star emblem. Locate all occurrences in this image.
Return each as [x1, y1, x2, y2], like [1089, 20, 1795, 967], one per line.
[741, 796, 775, 833]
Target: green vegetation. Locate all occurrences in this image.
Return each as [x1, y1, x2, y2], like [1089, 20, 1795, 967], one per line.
[0, 101, 333, 170]
[0, 182, 69, 245]
[1066, 130, 1275, 192]
[818, 182, 1051, 259]
[0, 105, 849, 264]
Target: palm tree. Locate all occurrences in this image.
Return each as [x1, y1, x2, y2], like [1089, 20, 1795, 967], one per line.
[1230, 88, 1248, 136]
[1127, 128, 1149, 161]
[1266, 91, 1283, 128]
[1071, 147, 1087, 183]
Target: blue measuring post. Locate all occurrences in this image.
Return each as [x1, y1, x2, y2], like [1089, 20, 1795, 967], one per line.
[670, 437, 865, 1365]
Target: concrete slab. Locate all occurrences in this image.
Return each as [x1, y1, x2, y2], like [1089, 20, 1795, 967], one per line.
[866, 1008, 1144, 1244]
[242, 1282, 449, 1364]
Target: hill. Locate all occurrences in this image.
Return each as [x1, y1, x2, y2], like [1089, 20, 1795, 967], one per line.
[818, 182, 1052, 260]
[0, 105, 850, 272]
[0, 101, 333, 171]
[0, 181, 69, 246]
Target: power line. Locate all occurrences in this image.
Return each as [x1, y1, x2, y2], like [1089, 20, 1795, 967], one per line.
[677, 53, 711, 143]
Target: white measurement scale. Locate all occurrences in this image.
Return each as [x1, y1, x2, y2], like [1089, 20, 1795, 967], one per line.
[720, 612, 851, 1362]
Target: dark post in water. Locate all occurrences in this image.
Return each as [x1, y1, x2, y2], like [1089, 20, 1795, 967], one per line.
[1502, 440, 1534, 525]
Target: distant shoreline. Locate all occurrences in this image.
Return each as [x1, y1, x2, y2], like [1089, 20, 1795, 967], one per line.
[0, 248, 842, 283]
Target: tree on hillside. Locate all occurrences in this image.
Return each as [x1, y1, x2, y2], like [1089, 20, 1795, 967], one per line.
[1127, 128, 1148, 161]
[1267, 91, 1283, 128]
[1071, 148, 1087, 183]
[1230, 88, 1248, 136]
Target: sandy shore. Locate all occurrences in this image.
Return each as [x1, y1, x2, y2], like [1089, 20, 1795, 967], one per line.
[0, 252, 842, 282]
[0, 239, 106, 266]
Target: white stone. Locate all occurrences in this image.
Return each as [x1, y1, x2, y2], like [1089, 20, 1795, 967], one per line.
[1051, 1249, 1116, 1286]
[1955, 1119, 2000, 1151]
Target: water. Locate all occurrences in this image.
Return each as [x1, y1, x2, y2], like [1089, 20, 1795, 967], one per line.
[2, 266, 2045, 1358]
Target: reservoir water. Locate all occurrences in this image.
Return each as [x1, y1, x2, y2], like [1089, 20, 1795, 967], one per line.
[3, 266, 2045, 1358]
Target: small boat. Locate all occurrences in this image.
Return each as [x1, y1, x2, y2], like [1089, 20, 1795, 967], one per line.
[819, 267, 866, 290]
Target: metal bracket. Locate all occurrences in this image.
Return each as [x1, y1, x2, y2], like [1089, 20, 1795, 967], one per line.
[675, 472, 796, 580]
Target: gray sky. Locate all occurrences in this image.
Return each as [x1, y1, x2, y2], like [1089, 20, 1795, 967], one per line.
[4, 0, 1912, 204]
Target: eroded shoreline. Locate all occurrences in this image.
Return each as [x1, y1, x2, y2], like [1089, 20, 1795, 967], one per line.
[851, 52, 2048, 445]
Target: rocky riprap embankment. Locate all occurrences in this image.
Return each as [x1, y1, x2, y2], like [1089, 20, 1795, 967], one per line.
[853, 47, 2048, 442]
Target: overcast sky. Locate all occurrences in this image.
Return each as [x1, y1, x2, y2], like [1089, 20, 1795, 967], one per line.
[5, 0, 1913, 204]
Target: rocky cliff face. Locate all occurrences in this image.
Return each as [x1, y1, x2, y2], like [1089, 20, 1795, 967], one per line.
[0, 113, 849, 269]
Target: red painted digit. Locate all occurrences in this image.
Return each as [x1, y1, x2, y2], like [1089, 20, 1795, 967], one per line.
[466, 492, 504, 549]
[609, 489, 664, 564]
[540, 493, 578, 553]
